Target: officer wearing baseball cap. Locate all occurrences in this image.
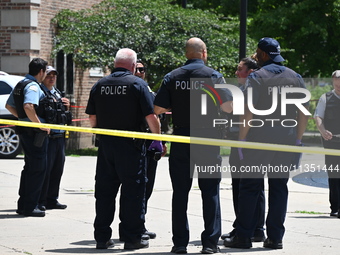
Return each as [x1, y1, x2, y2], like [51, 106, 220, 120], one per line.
[38, 65, 71, 211]
[224, 37, 309, 250]
[257, 37, 285, 63]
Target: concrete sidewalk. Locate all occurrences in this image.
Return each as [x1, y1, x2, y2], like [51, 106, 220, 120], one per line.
[0, 152, 339, 255]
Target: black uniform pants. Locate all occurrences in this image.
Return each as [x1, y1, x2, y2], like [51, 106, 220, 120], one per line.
[234, 127, 294, 242]
[94, 136, 146, 244]
[169, 128, 221, 249]
[229, 147, 265, 235]
[324, 142, 340, 212]
[39, 135, 66, 206]
[18, 130, 48, 212]
[145, 154, 158, 215]
[235, 150, 292, 241]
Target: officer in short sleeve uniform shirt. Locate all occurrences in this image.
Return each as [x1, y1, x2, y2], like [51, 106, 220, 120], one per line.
[154, 37, 233, 254]
[314, 70, 340, 217]
[5, 58, 49, 217]
[86, 49, 158, 249]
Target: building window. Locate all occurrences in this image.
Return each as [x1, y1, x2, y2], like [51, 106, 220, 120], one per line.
[56, 50, 74, 97]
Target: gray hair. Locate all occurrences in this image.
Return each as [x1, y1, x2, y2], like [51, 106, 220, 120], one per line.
[332, 70, 340, 78]
[114, 48, 137, 66]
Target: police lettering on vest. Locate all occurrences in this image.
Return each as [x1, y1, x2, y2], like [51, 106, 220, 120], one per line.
[87, 71, 154, 132]
[100, 85, 127, 95]
[175, 80, 205, 90]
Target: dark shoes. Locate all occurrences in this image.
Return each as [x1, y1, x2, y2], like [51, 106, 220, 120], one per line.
[223, 235, 252, 249]
[17, 202, 65, 216]
[144, 230, 156, 239]
[16, 209, 24, 215]
[46, 202, 67, 210]
[23, 208, 45, 217]
[38, 205, 46, 211]
[96, 239, 114, 249]
[263, 238, 283, 249]
[171, 246, 187, 254]
[251, 231, 266, 242]
[330, 211, 338, 217]
[124, 240, 149, 250]
[201, 246, 220, 254]
[119, 234, 150, 242]
[221, 229, 236, 240]
[142, 234, 150, 240]
[221, 229, 265, 242]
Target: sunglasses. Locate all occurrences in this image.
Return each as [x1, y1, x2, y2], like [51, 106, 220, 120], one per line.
[135, 67, 145, 73]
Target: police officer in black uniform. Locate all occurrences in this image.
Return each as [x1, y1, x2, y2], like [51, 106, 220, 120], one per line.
[5, 58, 50, 217]
[38, 66, 72, 211]
[85, 48, 163, 250]
[224, 37, 309, 249]
[314, 70, 340, 217]
[154, 37, 233, 254]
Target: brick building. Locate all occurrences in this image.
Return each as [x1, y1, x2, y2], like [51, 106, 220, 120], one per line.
[0, 0, 103, 149]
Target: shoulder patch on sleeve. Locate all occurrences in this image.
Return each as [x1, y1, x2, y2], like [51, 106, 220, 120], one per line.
[29, 85, 38, 92]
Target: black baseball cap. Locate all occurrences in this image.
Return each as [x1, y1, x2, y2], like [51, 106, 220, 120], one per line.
[258, 37, 285, 62]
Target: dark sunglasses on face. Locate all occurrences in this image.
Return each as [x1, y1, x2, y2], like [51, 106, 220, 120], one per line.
[135, 67, 145, 73]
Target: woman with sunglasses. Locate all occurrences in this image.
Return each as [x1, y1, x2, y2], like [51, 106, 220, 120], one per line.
[134, 59, 165, 240]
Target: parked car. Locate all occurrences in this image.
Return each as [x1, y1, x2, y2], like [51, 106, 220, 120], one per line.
[0, 71, 25, 159]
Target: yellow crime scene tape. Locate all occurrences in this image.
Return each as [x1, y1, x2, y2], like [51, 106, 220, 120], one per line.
[1, 118, 339, 156]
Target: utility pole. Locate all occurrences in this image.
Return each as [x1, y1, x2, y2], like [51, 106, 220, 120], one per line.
[239, 0, 247, 60]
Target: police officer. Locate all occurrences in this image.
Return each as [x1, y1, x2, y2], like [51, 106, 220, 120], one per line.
[314, 70, 340, 217]
[85, 48, 163, 250]
[224, 38, 309, 249]
[135, 59, 161, 239]
[38, 66, 71, 211]
[154, 37, 233, 254]
[5, 58, 50, 217]
[221, 57, 266, 242]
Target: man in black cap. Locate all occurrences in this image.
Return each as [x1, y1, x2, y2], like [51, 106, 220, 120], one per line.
[224, 37, 309, 249]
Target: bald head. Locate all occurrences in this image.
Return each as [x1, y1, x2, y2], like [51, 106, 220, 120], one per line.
[185, 37, 207, 62]
[114, 48, 137, 73]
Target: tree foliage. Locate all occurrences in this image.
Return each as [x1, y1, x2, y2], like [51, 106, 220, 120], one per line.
[248, 0, 340, 77]
[176, 0, 340, 78]
[171, 0, 259, 17]
[52, 0, 254, 88]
